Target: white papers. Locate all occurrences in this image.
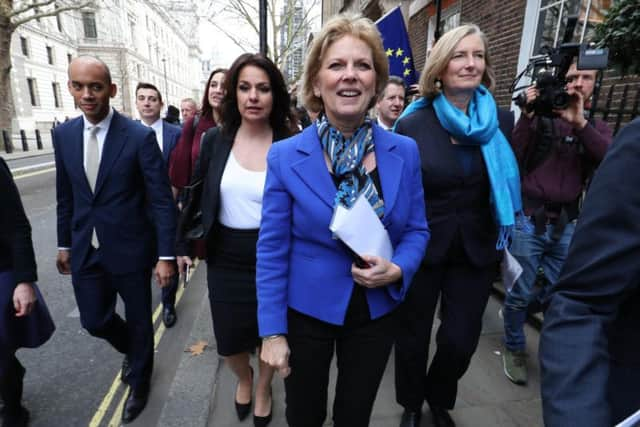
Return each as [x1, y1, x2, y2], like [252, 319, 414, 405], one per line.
[616, 408, 640, 427]
[501, 248, 523, 292]
[329, 193, 393, 261]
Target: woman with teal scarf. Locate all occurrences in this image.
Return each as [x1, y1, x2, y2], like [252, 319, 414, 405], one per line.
[393, 24, 520, 427]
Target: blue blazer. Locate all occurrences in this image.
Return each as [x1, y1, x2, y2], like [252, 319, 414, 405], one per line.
[161, 120, 181, 165]
[256, 123, 430, 336]
[539, 118, 640, 426]
[53, 111, 176, 274]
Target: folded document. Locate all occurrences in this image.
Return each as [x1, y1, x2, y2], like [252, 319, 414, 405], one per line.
[329, 193, 393, 261]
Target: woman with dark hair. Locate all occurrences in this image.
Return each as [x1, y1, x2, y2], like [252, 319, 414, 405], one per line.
[169, 67, 227, 192]
[178, 53, 293, 427]
[1, 157, 55, 427]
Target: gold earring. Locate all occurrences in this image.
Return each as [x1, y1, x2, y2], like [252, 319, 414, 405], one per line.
[435, 79, 442, 90]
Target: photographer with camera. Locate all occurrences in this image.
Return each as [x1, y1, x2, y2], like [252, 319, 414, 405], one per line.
[501, 60, 612, 386]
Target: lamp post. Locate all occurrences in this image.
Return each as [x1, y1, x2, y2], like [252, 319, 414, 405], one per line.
[259, 0, 267, 56]
[161, 57, 168, 99]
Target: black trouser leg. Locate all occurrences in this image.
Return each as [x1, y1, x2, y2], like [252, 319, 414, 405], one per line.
[394, 264, 443, 411]
[425, 261, 495, 409]
[333, 311, 395, 427]
[284, 310, 334, 427]
[0, 353, 25, 413]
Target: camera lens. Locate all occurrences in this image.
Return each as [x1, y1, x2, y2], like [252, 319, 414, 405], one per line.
[552, 91, 569, 109]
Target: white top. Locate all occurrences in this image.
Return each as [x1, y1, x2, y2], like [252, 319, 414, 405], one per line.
[82, 108, 114, 169]
[218, 152, 266, 229]
[141, 118, 164, 152]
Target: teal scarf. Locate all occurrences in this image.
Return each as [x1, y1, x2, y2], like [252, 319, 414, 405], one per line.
[395, 85, 522, 249]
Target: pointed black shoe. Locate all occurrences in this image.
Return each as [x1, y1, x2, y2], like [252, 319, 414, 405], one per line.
[253, 387, 272, 427]
[122, 385, 150, 424]
[430, 405, 455, 427]
[399, 408, 421, 427]
[235, 367, 253, 421]
[1, 406, 30, 427]
[162, 305, 177, 328]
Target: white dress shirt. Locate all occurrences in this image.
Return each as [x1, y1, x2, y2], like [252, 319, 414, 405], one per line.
[83, 108, 114, 170]
[142, 118, 164, 152]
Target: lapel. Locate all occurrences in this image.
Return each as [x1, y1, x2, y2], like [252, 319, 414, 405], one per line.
[162, 123, 174, 163]
[68, 118, 92, 194]
[207, 128, 233, 207]
[291, 125, 336, 208]
[94, 111, 127, 196]
[372, 124, 403, 219]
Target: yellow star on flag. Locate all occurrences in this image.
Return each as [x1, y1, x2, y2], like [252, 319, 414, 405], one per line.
[386, 48, 393, 57]
[403, 56, 410, 65]
[404, 68, 411, 77]
[395, 48, 404, 57]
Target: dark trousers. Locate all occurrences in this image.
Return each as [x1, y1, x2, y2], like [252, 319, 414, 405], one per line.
[161, 269, 179, 307]
[0, 352, 24, 413]
[394, 259, 495, 410]
[284, 303, 395, 427]
[72, 249, 153, 389]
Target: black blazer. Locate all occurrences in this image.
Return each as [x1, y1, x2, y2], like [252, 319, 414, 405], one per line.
[395, 105, 514, 267]
[190, 126, 291, 248]
[0, 157, 37, 284]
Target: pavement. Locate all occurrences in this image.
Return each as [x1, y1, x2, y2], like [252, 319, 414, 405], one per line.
[2, 147, 55, 176]
[155, 261, 544, 427]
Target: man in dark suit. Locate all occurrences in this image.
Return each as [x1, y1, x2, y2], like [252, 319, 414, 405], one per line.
[135, 82, 181, 328]
[54, 56, 176, 424]
[539, 118, 640, 427]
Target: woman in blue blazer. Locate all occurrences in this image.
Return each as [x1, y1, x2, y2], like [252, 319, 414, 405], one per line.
[257, 14, 429, 427]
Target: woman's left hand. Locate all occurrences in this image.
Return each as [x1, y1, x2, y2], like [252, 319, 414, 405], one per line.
[351, 255, 402, 288]
[13, 282, 37, 317]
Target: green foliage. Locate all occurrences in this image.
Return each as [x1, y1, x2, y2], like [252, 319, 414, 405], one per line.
[594, 0, 640, 75]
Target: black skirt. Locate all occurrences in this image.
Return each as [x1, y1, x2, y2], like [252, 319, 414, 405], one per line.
[206, 224, 260, 356]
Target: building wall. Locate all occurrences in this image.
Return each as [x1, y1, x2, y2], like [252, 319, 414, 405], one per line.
[8, 0, 204, 142]
[460, 0, 527, 109]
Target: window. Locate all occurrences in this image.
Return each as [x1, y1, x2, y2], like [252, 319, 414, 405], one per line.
[427, 5, 461, 56]
[532, 0, 614, 56]
[56, 8, 63, 32]
[82, 12, 97, 38]
[46, 46, 54, 65]
[52, 82, 62, 108]
[27, 78, 39, 106]
[20, 37, 29, 56]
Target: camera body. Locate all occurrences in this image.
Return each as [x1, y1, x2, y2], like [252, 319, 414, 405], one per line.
[512, 16, 608, 118]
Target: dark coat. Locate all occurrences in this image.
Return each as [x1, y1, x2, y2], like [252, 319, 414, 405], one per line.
[540, 118, 640, 427]
[395, 105, 514, 267]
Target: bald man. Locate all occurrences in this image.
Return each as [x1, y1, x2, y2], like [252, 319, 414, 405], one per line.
[53, 56, 176, 424]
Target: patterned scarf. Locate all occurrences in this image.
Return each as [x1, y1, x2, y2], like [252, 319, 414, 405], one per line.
[395, 85, 523, 249]
[317, 115, 384, 218]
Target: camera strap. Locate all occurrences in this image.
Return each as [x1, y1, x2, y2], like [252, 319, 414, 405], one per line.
[523, 116, 555, 176]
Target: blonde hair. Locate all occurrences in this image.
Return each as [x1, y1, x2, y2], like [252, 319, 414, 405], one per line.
[301, 13, 389, 113]
[418, 24, 495, 99]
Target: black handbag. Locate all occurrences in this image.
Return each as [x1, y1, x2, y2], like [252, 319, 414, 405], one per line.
[178, 179, 204, 241]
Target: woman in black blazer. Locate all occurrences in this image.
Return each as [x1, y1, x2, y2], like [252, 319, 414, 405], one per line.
[393, 24, 520, 427]
[177, 53, 293, 427]
[0, 157, 55, 426]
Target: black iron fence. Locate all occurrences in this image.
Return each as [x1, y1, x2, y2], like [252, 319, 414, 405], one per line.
[1, 128, 53, 154]
[591, 79, 640, 135]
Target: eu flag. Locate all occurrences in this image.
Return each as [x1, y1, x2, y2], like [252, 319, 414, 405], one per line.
[376, 7, 417, 86]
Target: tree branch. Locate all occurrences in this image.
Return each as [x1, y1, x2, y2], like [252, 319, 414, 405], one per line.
[11, 1, 95, 28]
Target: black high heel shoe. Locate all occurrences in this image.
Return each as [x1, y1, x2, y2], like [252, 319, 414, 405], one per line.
[234, 367, 253, 421]
[253, 386, 272, 427]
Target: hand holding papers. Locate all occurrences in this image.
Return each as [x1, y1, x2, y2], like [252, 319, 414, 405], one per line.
[329, 193, 394, 263]
[501, 247, 523, 293]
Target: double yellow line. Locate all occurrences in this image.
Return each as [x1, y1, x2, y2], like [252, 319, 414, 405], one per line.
[89, 261, 198, 427]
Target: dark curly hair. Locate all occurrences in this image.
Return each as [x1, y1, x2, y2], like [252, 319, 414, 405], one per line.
[221, 53, 293, 139]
